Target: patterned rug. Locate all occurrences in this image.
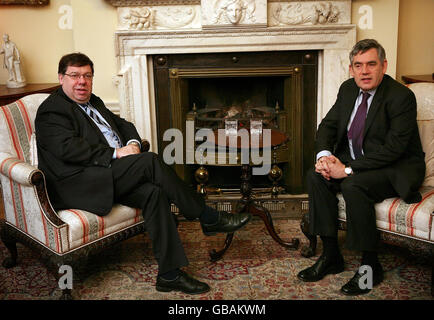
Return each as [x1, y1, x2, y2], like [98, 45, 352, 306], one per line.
[0, 218, 432, 300]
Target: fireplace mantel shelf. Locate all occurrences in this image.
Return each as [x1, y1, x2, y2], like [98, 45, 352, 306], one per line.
[115, 24, 356, 57]
[116, 24, 356, 36]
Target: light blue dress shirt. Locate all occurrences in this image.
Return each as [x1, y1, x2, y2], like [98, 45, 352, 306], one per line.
[78, 103, 141, 159]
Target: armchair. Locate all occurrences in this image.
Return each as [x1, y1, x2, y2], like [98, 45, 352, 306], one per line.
[0, 93, 149, 299]
[300, 82, 434, 296]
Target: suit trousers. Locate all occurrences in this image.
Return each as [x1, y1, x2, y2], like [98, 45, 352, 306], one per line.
[110, 152, 206, 274]
[307, 167, 398, 252]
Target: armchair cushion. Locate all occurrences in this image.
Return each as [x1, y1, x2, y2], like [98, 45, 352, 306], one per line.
[337, 187, 434, 241]
[57, 205, 143, 251]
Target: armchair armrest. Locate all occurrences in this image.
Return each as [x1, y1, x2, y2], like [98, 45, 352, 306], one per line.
[0, 152, 40, 187]
[0, 152, 65, 228]
[141, 139, 150, 152]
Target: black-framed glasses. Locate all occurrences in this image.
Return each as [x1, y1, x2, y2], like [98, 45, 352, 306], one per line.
[64, 73, 94, 81]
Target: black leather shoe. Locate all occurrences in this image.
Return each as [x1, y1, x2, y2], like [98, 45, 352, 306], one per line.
[340, 264, 383, 296]
[156, 270, 210, 294]
[201, 211, 251, 235]
[297, 254, 345, 282]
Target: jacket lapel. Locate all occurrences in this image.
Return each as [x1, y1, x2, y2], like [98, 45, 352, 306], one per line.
[363, 75, 389, 136]
[339, 81, 359, 138]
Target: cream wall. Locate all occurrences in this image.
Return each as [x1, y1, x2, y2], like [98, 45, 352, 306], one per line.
[0, 0, 73, 84]
[352, 0, 400, 78]
[0, 0, 118, 103]
[397, 0, 434, 83]
[0, 0, 432, 104]
[69, 0, 118, 103]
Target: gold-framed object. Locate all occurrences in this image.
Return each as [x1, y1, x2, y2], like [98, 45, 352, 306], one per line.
[0, 0, 48, 5]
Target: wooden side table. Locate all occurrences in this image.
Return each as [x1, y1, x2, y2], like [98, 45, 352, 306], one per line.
[0, 83, 60, 106]
[401, 74, 434, 84]
[205, 129, 300, 261]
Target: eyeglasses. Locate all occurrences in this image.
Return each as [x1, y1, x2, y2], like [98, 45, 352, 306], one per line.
[64, 73, 94, 81]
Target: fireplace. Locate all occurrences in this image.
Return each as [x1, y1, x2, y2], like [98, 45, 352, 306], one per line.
[152, 50, 317, 194]
[111, 0, 356, 214]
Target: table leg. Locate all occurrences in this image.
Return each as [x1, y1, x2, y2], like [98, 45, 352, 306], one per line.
[240, 164, 298, 249]
[209, 233, 234, 262]
[246, 202, 299, 249]
[208, 164, 299, 262]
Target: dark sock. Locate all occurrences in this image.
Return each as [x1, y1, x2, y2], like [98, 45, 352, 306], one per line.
[361, 251, 379, 268]
[159, 269, 180, 281]
[320, 236, 340, 257]
[199, 205, 220, 225]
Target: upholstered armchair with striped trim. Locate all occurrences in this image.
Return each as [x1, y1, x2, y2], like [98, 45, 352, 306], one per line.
[0, 93, 147, 299]
[300, 82, 434, 296]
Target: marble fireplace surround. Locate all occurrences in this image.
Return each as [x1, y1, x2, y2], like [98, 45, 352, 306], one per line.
[111, 0, 356, 151]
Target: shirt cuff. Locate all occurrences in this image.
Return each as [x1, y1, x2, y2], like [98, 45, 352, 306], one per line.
[112, 148, 117, 159]
[316, 150, 332, 161]
[127, 139, 141, 149]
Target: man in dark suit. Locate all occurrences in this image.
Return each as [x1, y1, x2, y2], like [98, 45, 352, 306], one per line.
[35, 53, 251, 295]
[297, 39, 425, 295]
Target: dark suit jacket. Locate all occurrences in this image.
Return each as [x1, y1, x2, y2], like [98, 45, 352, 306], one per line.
[315, 74, 426, 203]
[35, 87, 142, 215]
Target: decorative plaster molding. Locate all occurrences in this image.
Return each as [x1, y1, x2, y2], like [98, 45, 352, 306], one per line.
[269, 1, 348, 26]
[115, 25, 356, 56]
[202, 0, 267, 28]
[104, 101, 121, 115]
[113, 66, 135, 123]
[119, 6, 200, 30]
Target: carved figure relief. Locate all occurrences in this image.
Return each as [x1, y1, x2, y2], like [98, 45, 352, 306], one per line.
[312, 2, 340, 24]
[212, 0, 256, 25]
[121, 6, 198, 30]
[270, 2, 340, 26]
[123, 7, 152, 29]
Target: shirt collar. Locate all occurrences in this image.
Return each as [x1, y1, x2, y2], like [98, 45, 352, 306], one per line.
[359, 87, 377, 98]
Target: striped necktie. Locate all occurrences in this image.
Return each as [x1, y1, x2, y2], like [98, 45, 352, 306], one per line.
[80, 102, 123, 148]
[347, 92, 370, 159]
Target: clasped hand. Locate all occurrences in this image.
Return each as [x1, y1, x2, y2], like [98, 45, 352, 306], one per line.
[315, 155, 347, 180]
[116, 144, 141, 158]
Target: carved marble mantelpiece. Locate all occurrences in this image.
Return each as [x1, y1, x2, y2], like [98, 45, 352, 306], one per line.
[269, 0, 350, 26]
[201, 0, 268, 28]
[118, 5, 201, 30]
[111, 0, 355, 151]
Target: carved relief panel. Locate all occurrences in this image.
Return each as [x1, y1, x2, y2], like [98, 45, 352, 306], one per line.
[118, 5, 201, 30]
[268, 1, 351, 26]
[114, 1, 351, 30]
[201, 0, 267, 28]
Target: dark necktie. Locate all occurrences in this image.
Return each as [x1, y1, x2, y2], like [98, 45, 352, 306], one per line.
[82, 102, 104, 126]
[80, 102, 122, 148]
[347, 92, 370, 159]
